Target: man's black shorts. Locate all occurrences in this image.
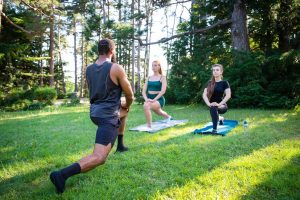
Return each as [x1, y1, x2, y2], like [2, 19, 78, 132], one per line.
[90, 116, 120, 146]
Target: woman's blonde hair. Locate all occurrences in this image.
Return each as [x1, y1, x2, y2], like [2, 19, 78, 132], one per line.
[152, 60, 163, 75]
[206, 64, 224, 100]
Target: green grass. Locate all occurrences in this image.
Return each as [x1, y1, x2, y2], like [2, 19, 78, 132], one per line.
[0, 104, 299, 200]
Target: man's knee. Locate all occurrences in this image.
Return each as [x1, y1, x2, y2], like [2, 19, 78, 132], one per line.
[93, 152, 107, 165]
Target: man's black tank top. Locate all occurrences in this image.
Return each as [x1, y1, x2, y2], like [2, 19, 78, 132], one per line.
[86, 61, 122, 118]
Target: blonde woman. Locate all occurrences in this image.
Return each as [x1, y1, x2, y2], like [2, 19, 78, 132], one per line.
[142, 60, 172, 130]
[202, 64, 231, 134]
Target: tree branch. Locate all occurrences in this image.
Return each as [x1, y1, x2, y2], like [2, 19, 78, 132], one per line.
[1, 12, 32, 34]
[19, 0, 50, 18]
[153, 0, 191, 11]
[136, 19, 232, 46]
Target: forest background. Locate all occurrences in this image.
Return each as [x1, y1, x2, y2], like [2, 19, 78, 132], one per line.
[0, 0, 299, 111]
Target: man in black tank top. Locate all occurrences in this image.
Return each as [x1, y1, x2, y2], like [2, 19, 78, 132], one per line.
[49, 39, 134, 194]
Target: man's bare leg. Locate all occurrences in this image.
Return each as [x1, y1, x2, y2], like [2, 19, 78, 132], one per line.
[79, 143, 112, 172]
[50, 143, 112, 193]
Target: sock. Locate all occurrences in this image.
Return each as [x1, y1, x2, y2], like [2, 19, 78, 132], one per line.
[61, 163, 81, 180]
[116, 135, 128, 152]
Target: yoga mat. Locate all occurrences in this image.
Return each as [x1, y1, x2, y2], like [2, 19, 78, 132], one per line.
[130, 119, 188, 133]
[194, 120, 238, 136]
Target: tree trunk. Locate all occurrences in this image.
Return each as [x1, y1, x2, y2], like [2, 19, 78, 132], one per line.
[102, 0, 106, 24]
[117, 0, 122, 63]
[164, 7, 169, 77]
[49, 1, 55, 86]
[146, 14, 153, 78]
[277, 0, 291, 52]
[57, 17, 66, 94]
[131, 0, 135, 93]
[39, 59, 44, 87]
[0, 0, 3, 33]
[80, 30, 84, 98]
[231, 0, 250, 51]
[39, 34, 44, 87]
[73, 17, 78, 93]
[136, 0, 141, 92]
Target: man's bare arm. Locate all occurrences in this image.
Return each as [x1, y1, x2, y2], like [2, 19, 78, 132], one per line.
[112, 64, 134, 108]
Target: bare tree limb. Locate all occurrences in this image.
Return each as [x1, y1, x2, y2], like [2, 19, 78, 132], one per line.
[19, 0, 50, 18]
[152, 0, 191, 11]
[136, 19, 232, 46]
[1, 12, 32, 34]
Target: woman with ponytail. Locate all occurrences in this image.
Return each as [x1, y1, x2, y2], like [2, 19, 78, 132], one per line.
[142, 60, 172, 131]
[202, 64, 231, 134]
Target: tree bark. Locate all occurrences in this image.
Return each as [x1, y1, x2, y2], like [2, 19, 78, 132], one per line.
[277, 0, 291, 52]
[73, 17, 78, 93]
[80, 30, 84, 98]
[231, 0, 250, 51]
[57, 16, 66, 94]
[0, 0, 3, 33]
[136, 0, 141, 92]
[49, 2, 55, 87]
[117, 0, 122, 63]
[131, 0, 135, 93]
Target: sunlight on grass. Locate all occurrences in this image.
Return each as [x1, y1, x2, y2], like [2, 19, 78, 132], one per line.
[0, 158, 52, 180]
[153, 138, 300, 199]
[0, 146, 15, 154]
[0, 105, 88, 121]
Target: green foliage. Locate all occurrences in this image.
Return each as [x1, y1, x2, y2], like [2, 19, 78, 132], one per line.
[33, 87, 57, 105]
[165, 0, 299, 109]
[26, 102, 46, 111]
[134, 91, 144, 105]
[23, 88, 36, 101]
[0, 4, 47, 92]
[6, 99, 31, 111]
[69, 95, 81, 106]
[1, 89, 25, 106]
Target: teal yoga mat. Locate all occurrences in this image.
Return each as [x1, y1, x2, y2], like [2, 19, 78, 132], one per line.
[130, 119, 188, 133]
[194, 120, 238, 136]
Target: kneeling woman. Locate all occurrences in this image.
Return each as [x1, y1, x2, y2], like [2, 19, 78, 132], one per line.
[202, 64, 231, 134]
[142, 60, 172, 130]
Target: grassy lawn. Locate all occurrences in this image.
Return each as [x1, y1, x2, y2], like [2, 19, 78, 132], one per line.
[0, 103, 299, 200]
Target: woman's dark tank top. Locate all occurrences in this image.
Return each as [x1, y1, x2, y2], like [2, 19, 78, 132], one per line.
[86, 61, 122, 118]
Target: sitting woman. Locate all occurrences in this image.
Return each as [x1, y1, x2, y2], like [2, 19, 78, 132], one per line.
[142, 60, 172, 130]
[202, 64, 231, 134]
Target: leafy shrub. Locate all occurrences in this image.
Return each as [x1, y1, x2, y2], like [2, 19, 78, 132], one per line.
[2, 89, 25, 106]
[22, 88, 36, 101]
[57, 92, 66, 99]
[27, 102, 46, 110]
[6, 99, 31, 111]
[134, 91, 144, 104]
[70, 95, 80, 105]
[34, 87, 57, 105]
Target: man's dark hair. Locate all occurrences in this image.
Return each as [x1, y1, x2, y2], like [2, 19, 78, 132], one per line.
[98, 39, 115, 55]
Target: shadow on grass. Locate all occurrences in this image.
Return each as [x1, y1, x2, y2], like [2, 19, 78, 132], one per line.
[241, 155, 300, 200]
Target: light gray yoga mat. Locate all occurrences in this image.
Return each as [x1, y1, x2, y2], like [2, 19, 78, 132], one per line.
[129, 119, 188, 133]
